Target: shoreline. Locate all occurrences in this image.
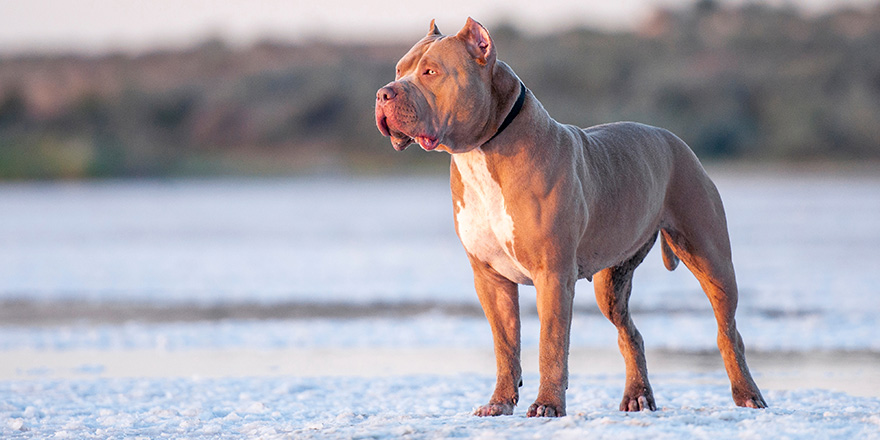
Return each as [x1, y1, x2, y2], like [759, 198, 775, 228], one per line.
[2, 347, 877, 398]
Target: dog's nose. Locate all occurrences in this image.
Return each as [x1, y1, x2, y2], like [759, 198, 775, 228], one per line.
[377, 85, 397, 103]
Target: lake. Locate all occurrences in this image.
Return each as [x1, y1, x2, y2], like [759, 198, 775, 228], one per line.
[0, 166, 879, 354]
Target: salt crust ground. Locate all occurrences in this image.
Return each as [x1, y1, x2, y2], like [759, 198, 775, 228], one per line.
[2, 374, 879, 439]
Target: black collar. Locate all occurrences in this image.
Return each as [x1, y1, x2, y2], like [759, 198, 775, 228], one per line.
[485, 81, 526, 144]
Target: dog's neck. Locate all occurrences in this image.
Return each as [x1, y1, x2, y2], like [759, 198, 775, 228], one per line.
[484, 81, 526, 146]
[472, 61, 527, 149]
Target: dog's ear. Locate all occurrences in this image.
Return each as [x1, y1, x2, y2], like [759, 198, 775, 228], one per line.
[456, 17, 495, 66]
[428, 19, 441, 36]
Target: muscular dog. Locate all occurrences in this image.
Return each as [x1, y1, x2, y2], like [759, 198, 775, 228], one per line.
[375, 18, 767, 417]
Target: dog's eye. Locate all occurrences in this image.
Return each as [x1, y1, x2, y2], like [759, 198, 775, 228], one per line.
[424, 68, 437, 76]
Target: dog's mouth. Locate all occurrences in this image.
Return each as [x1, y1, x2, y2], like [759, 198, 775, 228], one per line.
[378, 114, 439, 152]
[391, 133, 438, 152]
[377, 113, 411, 151]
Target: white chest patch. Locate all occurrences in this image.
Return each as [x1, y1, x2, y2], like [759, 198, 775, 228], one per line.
[453, 150, 533, 285]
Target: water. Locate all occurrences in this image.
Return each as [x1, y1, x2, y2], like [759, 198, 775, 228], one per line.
[0, 168, 879, 352]
[0, 177, 467, 304]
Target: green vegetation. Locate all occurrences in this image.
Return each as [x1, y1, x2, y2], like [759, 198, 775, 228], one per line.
[1, 1, 879, 179]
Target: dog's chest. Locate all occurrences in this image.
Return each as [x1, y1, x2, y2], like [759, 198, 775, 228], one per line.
[453, 151, 532, 285]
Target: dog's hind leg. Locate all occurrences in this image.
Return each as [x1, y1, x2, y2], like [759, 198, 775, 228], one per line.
[593, 233, 658, 411]
[661, 164, 767, 408]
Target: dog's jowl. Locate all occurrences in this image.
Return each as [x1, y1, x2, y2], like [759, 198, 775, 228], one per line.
[375, 18, 767, 417]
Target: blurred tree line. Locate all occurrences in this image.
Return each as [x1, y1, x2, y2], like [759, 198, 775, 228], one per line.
[1, 0, 879, 179]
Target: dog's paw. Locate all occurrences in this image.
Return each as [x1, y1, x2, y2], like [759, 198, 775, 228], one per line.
[734, 393, 768, 409]
[526, 402, 565, 417]
[732, 383, 768, 409]
[474, 402, 515, 417]
[620, 391, 656, 412]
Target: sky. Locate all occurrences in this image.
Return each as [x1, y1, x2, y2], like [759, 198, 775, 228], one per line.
[0, 0, 877, 54]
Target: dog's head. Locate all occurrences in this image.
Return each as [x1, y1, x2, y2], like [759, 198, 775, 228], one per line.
[375, 18, 501, 154]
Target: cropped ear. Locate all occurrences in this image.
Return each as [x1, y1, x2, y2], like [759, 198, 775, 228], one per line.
[455, 17, 495, 66]
[428, 19, 441, 36]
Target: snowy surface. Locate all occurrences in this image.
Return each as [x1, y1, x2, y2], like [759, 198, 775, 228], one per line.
[2, 375, 880, 439]
[1, 168, 879, 438]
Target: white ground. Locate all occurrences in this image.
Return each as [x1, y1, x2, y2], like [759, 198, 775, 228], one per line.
[1, 167, 879, 438]
[3, 373, 880, 439]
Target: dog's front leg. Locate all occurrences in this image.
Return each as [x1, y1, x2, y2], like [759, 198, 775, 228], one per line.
[527, 273, 575, 417]
[470, 260, 522, 417]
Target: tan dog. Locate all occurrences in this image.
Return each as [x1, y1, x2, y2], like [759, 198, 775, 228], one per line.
[375, 18, 767, 417]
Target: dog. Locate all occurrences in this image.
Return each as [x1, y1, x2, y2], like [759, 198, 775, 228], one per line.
[375, 18, 767, 417]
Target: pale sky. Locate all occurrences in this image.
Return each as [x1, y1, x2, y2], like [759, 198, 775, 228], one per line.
[0, 0, 876, 54]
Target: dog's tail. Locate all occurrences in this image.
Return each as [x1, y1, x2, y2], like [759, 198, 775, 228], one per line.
[660, 232, 680, 271]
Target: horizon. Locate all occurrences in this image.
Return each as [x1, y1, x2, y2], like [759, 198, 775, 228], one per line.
[1, 0, 878, 56]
